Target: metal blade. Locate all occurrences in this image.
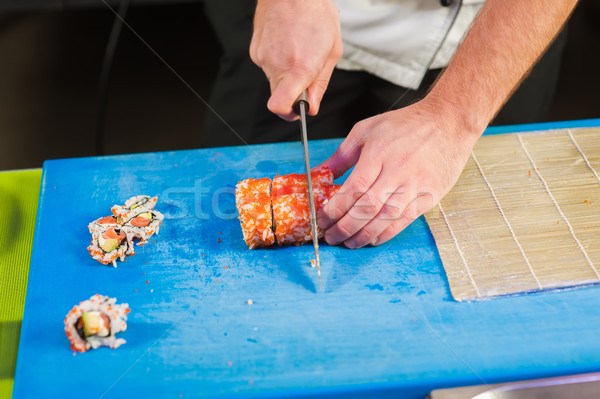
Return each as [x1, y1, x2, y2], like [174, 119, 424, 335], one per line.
[296, 91, 321, 290]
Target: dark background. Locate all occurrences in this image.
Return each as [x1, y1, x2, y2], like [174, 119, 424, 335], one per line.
[1, 0, 599, 170]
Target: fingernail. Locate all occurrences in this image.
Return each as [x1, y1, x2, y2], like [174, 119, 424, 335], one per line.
[371, 238, 378, 246]
[344, 241, 356, 249]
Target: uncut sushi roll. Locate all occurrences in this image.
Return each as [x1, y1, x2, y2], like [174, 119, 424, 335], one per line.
[122, 209, 164, 243]
[235, 177, 275, 249]
[64, 294, 130, 353]
[87, 226, 134, 267]
[111, 195, 158, 224]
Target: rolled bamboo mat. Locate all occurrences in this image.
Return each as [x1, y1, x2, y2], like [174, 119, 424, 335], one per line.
[425, 127, 600, 301]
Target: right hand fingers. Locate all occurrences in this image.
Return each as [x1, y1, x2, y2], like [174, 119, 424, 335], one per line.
[306, 48, 341, 116]
[249, 0, 342, 120]
[266, 67, 316, 121]
[265, 38, 341, 121]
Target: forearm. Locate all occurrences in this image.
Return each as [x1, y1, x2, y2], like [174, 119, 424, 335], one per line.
[427, 0, 578, 139]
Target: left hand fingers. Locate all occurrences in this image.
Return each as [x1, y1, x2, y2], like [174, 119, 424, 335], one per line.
[323, 167, 400, 245]
[318, 146, 381, 231]
[346, 192, 435, 248]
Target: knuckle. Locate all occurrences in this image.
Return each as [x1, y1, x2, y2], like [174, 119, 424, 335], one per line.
[334, 220, 355, 240]
[322, 194, 346, 219]
[331, 197, 348, 218]
[349, 175, 370, 193]
[401, 204, 419, 223]
[352, 229, 377, 247]
[352, 194, 380, 219]
[379, 202, 403, 220]
[352, 120, 369, 135]
[332, 41, 344, 60]
[361, 194, 380, 210]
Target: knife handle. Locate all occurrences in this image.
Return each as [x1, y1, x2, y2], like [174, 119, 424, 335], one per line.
[293, 90, 310, 116]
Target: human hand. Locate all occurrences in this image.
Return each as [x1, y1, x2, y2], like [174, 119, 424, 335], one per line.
[317, 99, 482, 248]
[250, 0, 342, 121]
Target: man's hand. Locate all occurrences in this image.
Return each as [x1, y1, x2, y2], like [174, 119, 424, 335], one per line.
[316, 0, 578, 248]
[250, 0, 342, 121]
[317, 99, 480, 248]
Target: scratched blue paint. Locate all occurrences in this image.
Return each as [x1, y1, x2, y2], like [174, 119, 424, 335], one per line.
[13, 120, 600, 398]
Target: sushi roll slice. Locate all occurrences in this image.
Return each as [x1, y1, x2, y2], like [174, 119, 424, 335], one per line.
[87, 215, 119, 234]
[87, 226, 134, 267]
[272, 184, 341, 246]
[122, 209, 164, 244]
[271, 167, 334, 198]
[272, 193, 313, 245]
[64, 294, 130, 352]
[111, 195, 158, 224]
[314, 184, 341, 209]
[236, 170, 339, 248]
[235, 177, 275, 249]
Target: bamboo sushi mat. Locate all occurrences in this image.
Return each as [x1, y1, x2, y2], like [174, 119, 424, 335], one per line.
[425, 127, 600, 301]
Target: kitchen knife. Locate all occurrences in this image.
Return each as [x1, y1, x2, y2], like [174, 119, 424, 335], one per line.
[294, 90, 321, 290]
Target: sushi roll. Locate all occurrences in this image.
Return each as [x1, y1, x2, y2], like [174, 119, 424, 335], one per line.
[87, 226, 134, 267]
[236, 170, 340, 248]
[111, 195, 158, 224]
[272, 193, 313, 245]
[122, 209, 164, 243]
[87, 215, 119, 234]
[272, 186, 339, 246]
[314, 184, 341, 209]
[64, 294, 130, 353]
[271, 167, 333, 198]
[235, 177, 275, 249]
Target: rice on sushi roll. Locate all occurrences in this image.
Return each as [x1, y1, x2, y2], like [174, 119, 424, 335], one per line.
[235, 177, 275, 249]
[64, 294, 130, 352]
[122, 209, 164, 243]
[88, 215, 119, 234]
[272, 185, 340, 246]
[235, 168, 340, 248]
[271, 168, 334, 198]
[87, 226, 134, 267]
[87, 195, 164, 265]
[111, 195, 158, 224]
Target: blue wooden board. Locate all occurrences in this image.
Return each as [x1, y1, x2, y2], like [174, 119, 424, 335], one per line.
[13, 121, 600, 398]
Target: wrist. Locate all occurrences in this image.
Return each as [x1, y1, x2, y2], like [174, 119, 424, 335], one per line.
[421, 89, 489, 146]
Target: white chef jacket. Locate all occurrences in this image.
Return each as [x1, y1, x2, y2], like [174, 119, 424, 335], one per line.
[334, 0, 486, 89]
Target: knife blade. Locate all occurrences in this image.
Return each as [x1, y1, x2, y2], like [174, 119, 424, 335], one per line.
[294, 90, 321, 290]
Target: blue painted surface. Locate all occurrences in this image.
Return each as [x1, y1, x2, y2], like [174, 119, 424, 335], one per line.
[14, 120, 600, 398]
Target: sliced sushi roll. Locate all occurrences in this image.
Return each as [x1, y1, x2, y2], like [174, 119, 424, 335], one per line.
[111, 195, 158, 224]
[272, 167, 333, 198]
[273, 185, 341, 246]
[314, 184, 341, 209]
[64, 294, 130, 353]
[87, 215, 119, 234]
[122, 209, 164, 243]
[235, 177, 275, 249]
[87, 226, 134, 267]
[272, 193, 313, 245]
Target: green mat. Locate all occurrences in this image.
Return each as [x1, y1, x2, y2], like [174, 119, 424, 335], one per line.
[0, 169, 41, 399]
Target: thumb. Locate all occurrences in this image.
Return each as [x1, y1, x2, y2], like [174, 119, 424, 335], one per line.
[267, 70, 315, 122]
[316, 133, 364, 179]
